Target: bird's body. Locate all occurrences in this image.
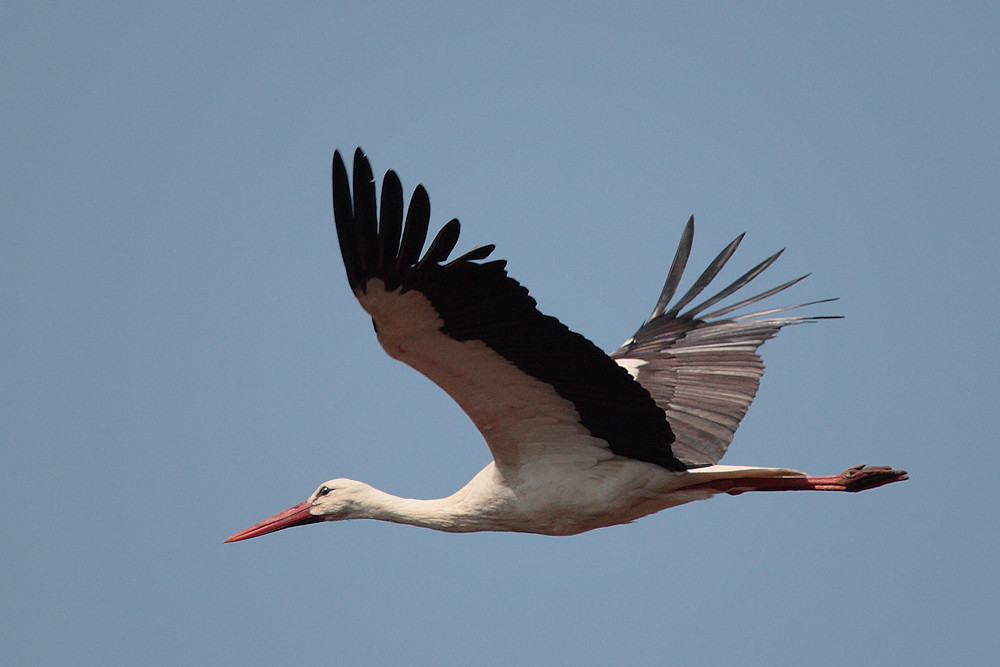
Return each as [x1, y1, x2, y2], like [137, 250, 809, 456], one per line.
[295, 463, 814, 536]
[225, 149, 906, 543]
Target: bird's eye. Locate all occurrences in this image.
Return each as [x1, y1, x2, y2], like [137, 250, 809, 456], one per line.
[317, 486, 332, 497]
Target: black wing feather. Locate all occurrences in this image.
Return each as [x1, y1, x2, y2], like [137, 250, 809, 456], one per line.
[377, 170, 404, 277]
[396, 185, 430, 277]
[351, 148, 379, 280]
[332, 152, 360, 290]
[417, 218, 462, 269]
[332, 149, 685, 471]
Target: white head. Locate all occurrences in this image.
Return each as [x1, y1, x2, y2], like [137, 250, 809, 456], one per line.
[224, 478, 374, 543]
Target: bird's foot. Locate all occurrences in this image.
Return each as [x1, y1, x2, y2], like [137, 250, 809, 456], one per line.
[807, 464, 909, 492]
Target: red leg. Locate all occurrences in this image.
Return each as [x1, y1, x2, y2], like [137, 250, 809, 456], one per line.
[692, 465, 908, 495]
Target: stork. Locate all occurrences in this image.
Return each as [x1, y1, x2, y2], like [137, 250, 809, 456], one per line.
[225, 149, 906, 542]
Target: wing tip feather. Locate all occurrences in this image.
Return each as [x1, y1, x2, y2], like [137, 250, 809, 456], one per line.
[333, 149, 502, 294]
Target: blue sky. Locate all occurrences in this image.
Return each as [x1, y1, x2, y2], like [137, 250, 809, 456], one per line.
[3, 3, 998, 664]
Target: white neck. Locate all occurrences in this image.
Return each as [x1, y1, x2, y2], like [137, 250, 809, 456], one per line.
[353, 486, 495, 532]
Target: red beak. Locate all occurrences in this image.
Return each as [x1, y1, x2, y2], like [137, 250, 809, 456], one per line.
[224, 501, 322, 543]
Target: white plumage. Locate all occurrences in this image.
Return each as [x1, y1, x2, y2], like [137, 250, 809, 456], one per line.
[225, 149, 905, 543]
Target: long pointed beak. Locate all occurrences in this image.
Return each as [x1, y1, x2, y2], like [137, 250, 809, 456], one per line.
[224, 500, 322, 543]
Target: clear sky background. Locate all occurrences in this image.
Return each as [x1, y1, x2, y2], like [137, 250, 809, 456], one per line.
[3, 3, 998, 665]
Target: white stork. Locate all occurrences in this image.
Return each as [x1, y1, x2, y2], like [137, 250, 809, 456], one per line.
[225, 149, 906, 542]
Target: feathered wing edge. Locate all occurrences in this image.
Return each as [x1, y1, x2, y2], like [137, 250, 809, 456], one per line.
[333, 149, 496, 293]
[613, 217, 839, 466]
[333, 149, 686, 471]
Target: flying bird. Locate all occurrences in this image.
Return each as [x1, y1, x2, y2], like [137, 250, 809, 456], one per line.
[225, 149, 906, 542]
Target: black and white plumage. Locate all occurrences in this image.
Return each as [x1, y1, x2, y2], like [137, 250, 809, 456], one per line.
[225, 149, 906, 542]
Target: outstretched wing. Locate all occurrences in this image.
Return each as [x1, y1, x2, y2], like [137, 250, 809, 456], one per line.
[612, 217, 837, 467]
[333, 149, 685, 471]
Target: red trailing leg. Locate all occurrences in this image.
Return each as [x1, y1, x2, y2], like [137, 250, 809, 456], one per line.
[693, 465, 908, 495]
